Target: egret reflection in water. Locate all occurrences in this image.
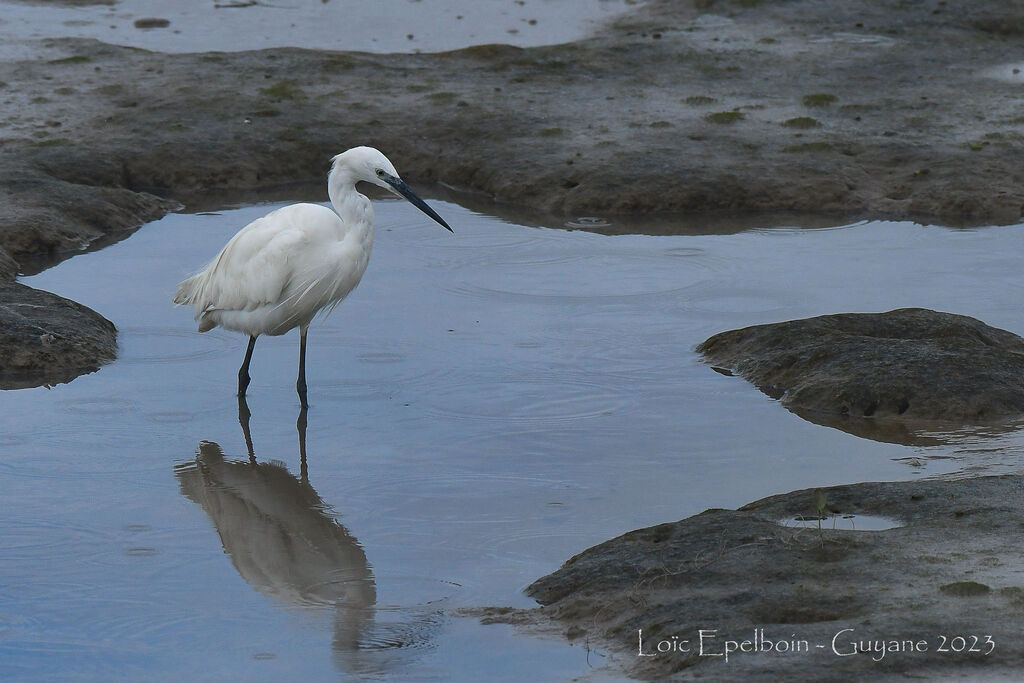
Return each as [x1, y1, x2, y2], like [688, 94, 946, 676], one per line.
[174, 400, 440, 675]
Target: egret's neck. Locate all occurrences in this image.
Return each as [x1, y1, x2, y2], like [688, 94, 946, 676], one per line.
[327, 168, 374, 239]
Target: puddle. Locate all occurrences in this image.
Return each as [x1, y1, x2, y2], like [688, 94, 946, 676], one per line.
[2, 200, 1024, 679]
[0, 0, 641, 59]
[780, 514, 903, 531]
[981, 62, 1024, 84]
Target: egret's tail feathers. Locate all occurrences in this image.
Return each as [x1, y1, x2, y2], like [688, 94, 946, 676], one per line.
[173, 274, 201, 306]
[174, 273, 219, 332]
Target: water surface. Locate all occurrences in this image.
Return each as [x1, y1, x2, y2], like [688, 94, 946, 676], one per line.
[2, 202, 1024, 679]
[0, 0, 640, 59]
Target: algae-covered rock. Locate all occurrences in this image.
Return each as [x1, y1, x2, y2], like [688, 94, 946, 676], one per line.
[698, 309, 1024, 429]
[0, 282, 117, 389]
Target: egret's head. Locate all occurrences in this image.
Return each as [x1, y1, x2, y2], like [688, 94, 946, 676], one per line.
[332, 146, 401, 191]
[331, 146, 453, 232]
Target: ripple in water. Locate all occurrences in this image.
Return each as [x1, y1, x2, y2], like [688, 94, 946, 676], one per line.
[144, 410, 198, 424]
[444, 240, 730, 302]
[0, 612, 41, 639]
[4, 520, 112, 570]
[381, 208, 544, 253]
[116, 327, 239, 365]
[516, 320, 694, 381]
[485, 529, 602, 563]
[423, 376, 633, 425]
[372, 574, 461, 611]
[663, 246, 705, 259]
[346, 472, 572, 499]
[413, 232, 583, 272]
[28, 423, 168, 469]
[332, 574, 457, 677]
[0, 434, 27, 448]
[357, 351, 406, 364]
[319, 362, 457, 403]
[678, 281, 799, 315]
[57, 396, 137, 416]
[346, 472, 581, 527]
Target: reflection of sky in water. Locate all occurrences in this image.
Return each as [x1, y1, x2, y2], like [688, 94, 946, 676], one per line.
[2, 201, 1024, 679]
[0, 0, 639, 58]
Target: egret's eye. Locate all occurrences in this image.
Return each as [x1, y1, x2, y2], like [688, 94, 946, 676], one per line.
[375, 168, 385, 177]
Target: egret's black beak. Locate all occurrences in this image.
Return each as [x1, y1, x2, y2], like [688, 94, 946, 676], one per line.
[382, 174, 454, 232]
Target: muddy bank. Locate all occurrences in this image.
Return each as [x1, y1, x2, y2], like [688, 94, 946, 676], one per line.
[0, 166, 177, 276]
[472, 475, 1024, 680]
[3, 0, 1024, 372]
[4, 0, 1024, 237]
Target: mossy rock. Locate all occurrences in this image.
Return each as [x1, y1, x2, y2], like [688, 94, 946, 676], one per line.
[704, 111, 745, 124]
[783, 116, 821, 129]
[803, 93, 837, 107]
[940, 581, 991, 597]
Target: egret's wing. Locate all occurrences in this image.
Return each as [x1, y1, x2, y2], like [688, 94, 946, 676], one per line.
[203, 221, 304, 312]
[176, 204, 341, 319]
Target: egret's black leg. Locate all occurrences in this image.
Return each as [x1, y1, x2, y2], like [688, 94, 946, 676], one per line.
[297, 403, 308, 484]
[297, 329, 308, 408]
[238, 335, 257, 397]
[237, 394, 255, 461]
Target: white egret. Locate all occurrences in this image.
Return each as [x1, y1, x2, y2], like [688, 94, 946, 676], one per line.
[174, 146, 452, 406]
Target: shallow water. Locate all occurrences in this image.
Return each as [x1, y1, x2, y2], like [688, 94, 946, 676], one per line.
[781, 514, 901, 532]
[0, 0, 639, 59]
[3, 201, 1024, 680]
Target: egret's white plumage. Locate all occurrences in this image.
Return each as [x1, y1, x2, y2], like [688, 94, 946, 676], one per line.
[174, 146, 452, 405]
[175, 202, 371, 336]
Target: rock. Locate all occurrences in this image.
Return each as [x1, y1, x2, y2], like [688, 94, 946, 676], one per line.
[474, 475, 1024, 680]
[0, 247, 16, 281]
[0, 166, 179, 275]
[697, 309, 1024, 436]
[0, 282, 117, 389]
[0, 165, 174, 388]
